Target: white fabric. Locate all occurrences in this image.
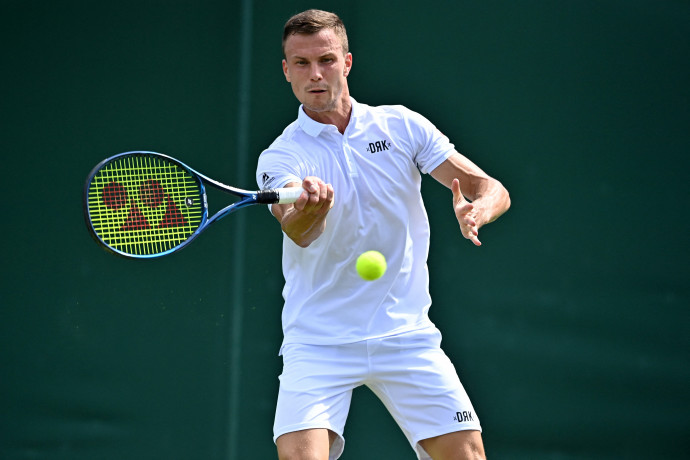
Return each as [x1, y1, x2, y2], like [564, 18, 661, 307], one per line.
[256, 98, 455, 348]
[272, 327, 481, 459]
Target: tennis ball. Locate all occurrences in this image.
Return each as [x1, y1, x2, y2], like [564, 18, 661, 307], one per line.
[356, 251, 387, 281]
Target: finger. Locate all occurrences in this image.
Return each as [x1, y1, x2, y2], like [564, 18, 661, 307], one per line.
[301, 178, 320, 207]
[463, 214, 477, 227]
[451, 178, 463, 204]
[319, 183, 335, 209]
[455, 205, 475, 231]
[318, 180, 328, 201]
[461, 222, 480, 245]
[306, 188, 322, 209]
[292, 190, 309, 211]
[302, 177, 320, 194]
[455, 202, 473, 215]
[292, 178, 317, 211]
[326, 184, 335, 209]
[300, 178, 335, 214]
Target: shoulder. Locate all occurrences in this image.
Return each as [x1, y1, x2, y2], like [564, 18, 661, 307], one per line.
[357, 101, 416, 119]
[260, 119, 312, 160]
[354, 103, 420, 139]
[355, 102, 432, 133]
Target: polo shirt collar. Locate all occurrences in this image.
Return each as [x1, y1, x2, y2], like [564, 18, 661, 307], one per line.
[297, 97, 360, 137]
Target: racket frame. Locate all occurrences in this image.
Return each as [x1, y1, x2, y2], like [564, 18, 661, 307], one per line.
[84, 151, 300, 258]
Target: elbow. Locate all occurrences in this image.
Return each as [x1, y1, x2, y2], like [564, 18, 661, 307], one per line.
[283, 228, 317, 248]
[282, 219, 327, 248]
[500, 182, 511, 214]
[490, 179, 511, 217]
[293, 237, 313, 248]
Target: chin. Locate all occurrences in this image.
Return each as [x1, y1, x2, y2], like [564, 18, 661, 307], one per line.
[304, 102, 336, 113]
[304, 104, 329, 113]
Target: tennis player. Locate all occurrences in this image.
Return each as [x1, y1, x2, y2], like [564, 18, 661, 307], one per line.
[256, 9, 510, 460]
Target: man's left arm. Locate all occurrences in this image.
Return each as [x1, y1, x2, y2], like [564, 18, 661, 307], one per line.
[430, 152, 511, 246]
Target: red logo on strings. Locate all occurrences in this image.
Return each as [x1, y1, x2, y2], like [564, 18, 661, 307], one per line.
[102, 180, 187, 230]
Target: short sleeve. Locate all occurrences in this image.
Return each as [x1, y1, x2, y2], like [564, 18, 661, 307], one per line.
[256, 146, 303, 191]
[401, 108, 456, 174]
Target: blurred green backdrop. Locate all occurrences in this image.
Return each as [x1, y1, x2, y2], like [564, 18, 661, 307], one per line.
[1, 0, 688, 459]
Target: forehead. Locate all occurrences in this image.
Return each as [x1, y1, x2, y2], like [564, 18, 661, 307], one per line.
[284, 28, 344, 58]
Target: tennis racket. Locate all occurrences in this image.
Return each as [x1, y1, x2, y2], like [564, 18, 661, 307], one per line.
[83, 151, 302, 258]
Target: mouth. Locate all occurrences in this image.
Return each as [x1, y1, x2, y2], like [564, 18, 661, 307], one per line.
[307, 87, 327, 94]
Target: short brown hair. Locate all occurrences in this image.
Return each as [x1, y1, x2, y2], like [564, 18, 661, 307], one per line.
[282, 9, 349, 57]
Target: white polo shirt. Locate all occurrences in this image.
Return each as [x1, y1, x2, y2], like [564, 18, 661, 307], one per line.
[256, 98, 455, 348]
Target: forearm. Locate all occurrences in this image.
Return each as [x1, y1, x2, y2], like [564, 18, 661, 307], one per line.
[431, 152, 510, 228]
[278, 205, 328, 248]
[271, 177, 334, 248]
[471, 179, 511, 229]
[431, 152, 510, 246]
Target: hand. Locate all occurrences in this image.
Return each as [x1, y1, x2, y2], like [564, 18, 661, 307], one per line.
[452, 178, 481, 246]
[294, 176, 334, 216]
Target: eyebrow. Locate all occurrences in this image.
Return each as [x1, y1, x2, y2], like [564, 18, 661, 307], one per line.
[289, 51, 338, 61]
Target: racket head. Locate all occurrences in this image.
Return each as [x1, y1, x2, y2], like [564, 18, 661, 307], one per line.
[83, 151, 208, 258]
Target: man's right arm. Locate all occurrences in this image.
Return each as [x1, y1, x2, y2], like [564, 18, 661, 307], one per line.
[271, 177, 334, 248]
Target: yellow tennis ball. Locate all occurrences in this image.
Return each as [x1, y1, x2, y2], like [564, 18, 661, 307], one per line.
[356, 250, 387, 281]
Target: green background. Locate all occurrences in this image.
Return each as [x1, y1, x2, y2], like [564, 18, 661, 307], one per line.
[2, 0, 688, 458]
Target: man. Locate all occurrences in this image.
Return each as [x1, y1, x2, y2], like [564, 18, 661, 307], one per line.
[256, 9, 510, 460]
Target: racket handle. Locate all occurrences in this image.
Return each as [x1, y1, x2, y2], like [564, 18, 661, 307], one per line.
[275, 187, 304, 204]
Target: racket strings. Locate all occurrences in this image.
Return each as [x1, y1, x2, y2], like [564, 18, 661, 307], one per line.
[87, 155, 204, 255]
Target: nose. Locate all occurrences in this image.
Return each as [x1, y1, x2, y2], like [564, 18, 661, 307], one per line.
[309, 63, 323, 81]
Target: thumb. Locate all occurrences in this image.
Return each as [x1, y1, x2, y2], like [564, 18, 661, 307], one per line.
[451, 178, 465, 205]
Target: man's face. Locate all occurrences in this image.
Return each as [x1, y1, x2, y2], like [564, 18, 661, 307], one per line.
[282, 28, 352, 115]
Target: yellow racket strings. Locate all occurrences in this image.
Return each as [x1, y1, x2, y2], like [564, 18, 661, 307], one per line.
[87, 155, 204, 255]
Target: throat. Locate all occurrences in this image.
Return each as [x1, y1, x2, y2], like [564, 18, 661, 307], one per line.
[304, 100, 352, 134]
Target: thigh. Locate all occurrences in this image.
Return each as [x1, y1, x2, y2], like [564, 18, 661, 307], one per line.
[273, 342, 367, 456]
[366, 329, 482, 454]
[276, 428, 340, 460]
[418, 430, 485, 460]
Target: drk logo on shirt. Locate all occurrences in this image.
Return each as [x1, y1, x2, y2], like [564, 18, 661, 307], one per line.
[453, 411, 474, 423]
[366, 139, 391, 153]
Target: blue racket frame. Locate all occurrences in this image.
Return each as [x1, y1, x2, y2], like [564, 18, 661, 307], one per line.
[84, 151, 302, 259]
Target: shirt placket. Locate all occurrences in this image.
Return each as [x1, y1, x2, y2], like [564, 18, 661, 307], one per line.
[339, 126, 358, 178]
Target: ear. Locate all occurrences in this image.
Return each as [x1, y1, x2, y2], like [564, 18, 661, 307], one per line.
[282, 59, 291, 82]
[343, 53, 352, 77]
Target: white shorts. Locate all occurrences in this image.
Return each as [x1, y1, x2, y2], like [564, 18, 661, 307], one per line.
[273, 326, 481, 460]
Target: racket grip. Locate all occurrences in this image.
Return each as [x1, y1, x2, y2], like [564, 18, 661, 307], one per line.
[275, 187, 304, 204]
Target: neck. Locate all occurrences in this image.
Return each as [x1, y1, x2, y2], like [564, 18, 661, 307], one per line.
[304, 91, 352, 134]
